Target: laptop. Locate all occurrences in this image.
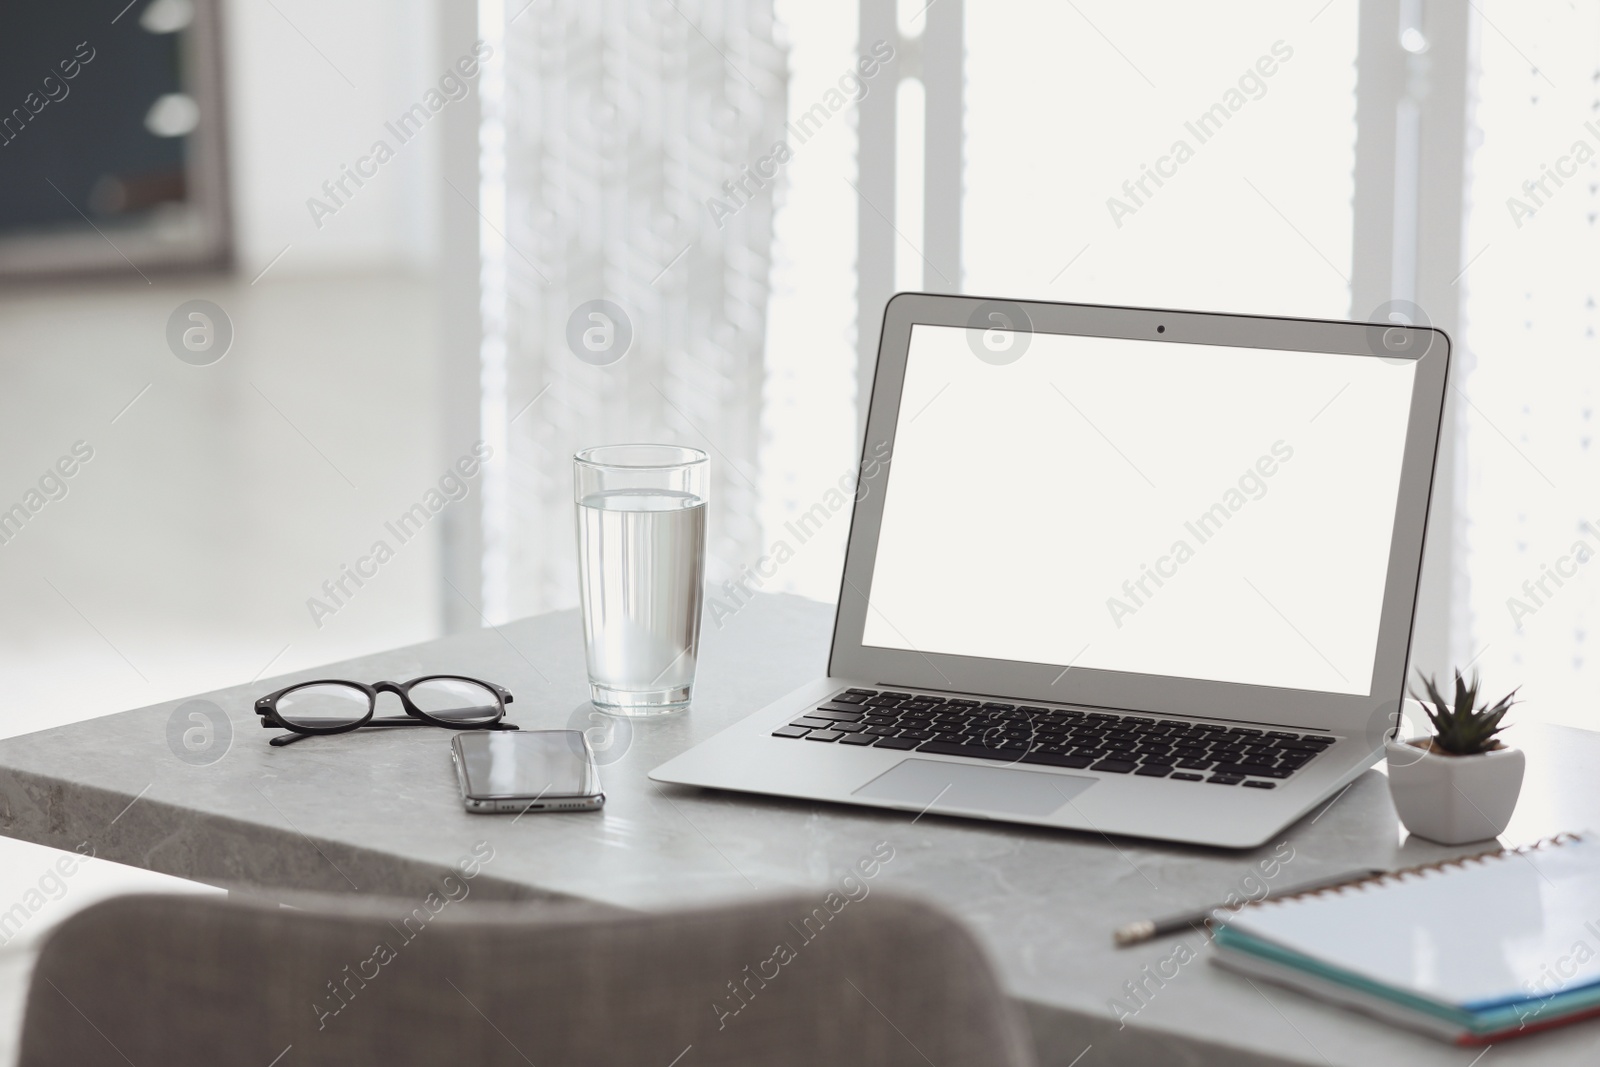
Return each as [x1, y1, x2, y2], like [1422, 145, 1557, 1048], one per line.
[650, 294, 1450, 848]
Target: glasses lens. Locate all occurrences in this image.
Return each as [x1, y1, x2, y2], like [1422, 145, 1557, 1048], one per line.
[409, 678, 502, 725]
[275, 683, 370, 729]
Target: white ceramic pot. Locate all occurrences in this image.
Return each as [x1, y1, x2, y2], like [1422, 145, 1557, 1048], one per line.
[1385, 738, 1525, 845]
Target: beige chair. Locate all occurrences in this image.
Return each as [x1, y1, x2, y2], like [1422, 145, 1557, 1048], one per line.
[18, 890, 1036, 1066]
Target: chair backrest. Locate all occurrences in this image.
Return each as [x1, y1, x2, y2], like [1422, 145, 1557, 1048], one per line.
[19, 888, 1036, 1067]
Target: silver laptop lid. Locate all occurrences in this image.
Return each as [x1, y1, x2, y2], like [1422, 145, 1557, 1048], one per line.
[829, 294, 1450, 732]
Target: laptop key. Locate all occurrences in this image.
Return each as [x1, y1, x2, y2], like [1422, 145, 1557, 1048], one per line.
[862, 714, 898, 726]
[1021, 751, 1094, 769]
[898, 729, 934, 741]
[1207, 774, 1244, 785]
[1090, 758, 1138, 774]
[805, 730, 843, 742]
[865, 726, 901, 737]
[874, 736, 920, 750]
[1177, 759, 1214, 770]
[918, 741, 1025, 762]
[1303, 735, 1336, 744]
[1242, 780, 1277, 789]
[809, 708, 865, 722]
[792, 717, 836, 730]
[1211, 763, 1291, 779]
[832, 722, 865, 733]
[839, 733, 877, 746]
[1265, 731, 1300, 740]
[831, 693, 870, 704]
[1135, 764, 1173, 777]
[771, 725, 810, 738]
[845, 688, 877, 696]
[1169, 772, 1204, 781]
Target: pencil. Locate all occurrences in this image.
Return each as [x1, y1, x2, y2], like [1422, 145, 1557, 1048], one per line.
[1112, 867, 1386, 946]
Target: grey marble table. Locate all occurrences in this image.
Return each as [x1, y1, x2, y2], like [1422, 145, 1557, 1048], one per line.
[0, 592, 1594, 1065]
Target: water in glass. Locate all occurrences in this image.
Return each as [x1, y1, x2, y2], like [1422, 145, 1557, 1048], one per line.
[576, 487, 706, 712]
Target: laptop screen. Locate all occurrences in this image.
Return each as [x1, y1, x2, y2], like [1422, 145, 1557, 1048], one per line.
[861, 323, 1419, 696]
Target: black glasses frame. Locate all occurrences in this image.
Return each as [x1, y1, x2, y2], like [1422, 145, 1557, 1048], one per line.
[255, 675, 517, 747]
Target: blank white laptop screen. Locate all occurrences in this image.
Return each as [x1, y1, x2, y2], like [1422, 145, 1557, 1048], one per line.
[861, 324, 1419, 696]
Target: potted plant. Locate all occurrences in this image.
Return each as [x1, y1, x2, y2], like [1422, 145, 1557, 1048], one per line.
[1386, 671, 1524, 845]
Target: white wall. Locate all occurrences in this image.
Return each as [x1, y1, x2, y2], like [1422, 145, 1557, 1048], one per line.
[222, 0, 440, 276]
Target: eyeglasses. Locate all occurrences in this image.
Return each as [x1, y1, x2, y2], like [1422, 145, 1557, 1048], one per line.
[255, 675, 516, 747]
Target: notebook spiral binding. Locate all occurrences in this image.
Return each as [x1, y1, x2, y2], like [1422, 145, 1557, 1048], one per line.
[1260, 832, 1585, 907]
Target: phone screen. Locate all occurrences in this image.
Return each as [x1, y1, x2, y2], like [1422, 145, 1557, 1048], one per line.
[456, 731, 598, 799]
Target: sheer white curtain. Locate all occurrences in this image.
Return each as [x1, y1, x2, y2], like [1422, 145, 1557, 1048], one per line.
[1462, 2, 1600, 729]
[489, 0, 788, 619]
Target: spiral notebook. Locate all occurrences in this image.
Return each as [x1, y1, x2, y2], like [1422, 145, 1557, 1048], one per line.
[1211, 834, 1600, 1044]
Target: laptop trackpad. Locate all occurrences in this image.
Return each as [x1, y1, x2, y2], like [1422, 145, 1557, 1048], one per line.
[853, 758, 1095, 817]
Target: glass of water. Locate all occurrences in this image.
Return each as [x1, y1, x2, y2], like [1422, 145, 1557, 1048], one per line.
[573, 445, 708, 715]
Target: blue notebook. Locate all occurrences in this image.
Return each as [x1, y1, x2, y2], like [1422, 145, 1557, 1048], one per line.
[1211, 834, 1600, 1044]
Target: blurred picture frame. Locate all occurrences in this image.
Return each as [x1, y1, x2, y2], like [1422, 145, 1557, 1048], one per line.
[0, 0, 232, 280]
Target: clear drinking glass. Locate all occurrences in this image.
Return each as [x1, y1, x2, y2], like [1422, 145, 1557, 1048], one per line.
[574, 445, 708, 715]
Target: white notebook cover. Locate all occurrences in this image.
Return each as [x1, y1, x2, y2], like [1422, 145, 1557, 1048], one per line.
[1217, 835, 1600, 1009]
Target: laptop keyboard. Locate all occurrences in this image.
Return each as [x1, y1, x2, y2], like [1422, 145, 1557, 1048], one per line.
[771, 688, 1336, 788]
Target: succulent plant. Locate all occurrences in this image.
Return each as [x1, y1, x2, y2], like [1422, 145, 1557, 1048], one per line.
[1408, 670, 1517, 756]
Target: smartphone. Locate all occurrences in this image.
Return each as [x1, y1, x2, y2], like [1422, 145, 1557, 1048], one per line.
[451, 730, 605, 813]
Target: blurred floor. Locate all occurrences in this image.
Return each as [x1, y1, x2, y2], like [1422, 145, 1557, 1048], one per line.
[0, 269, 442, 1041]
[0, 269, 442, 734]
